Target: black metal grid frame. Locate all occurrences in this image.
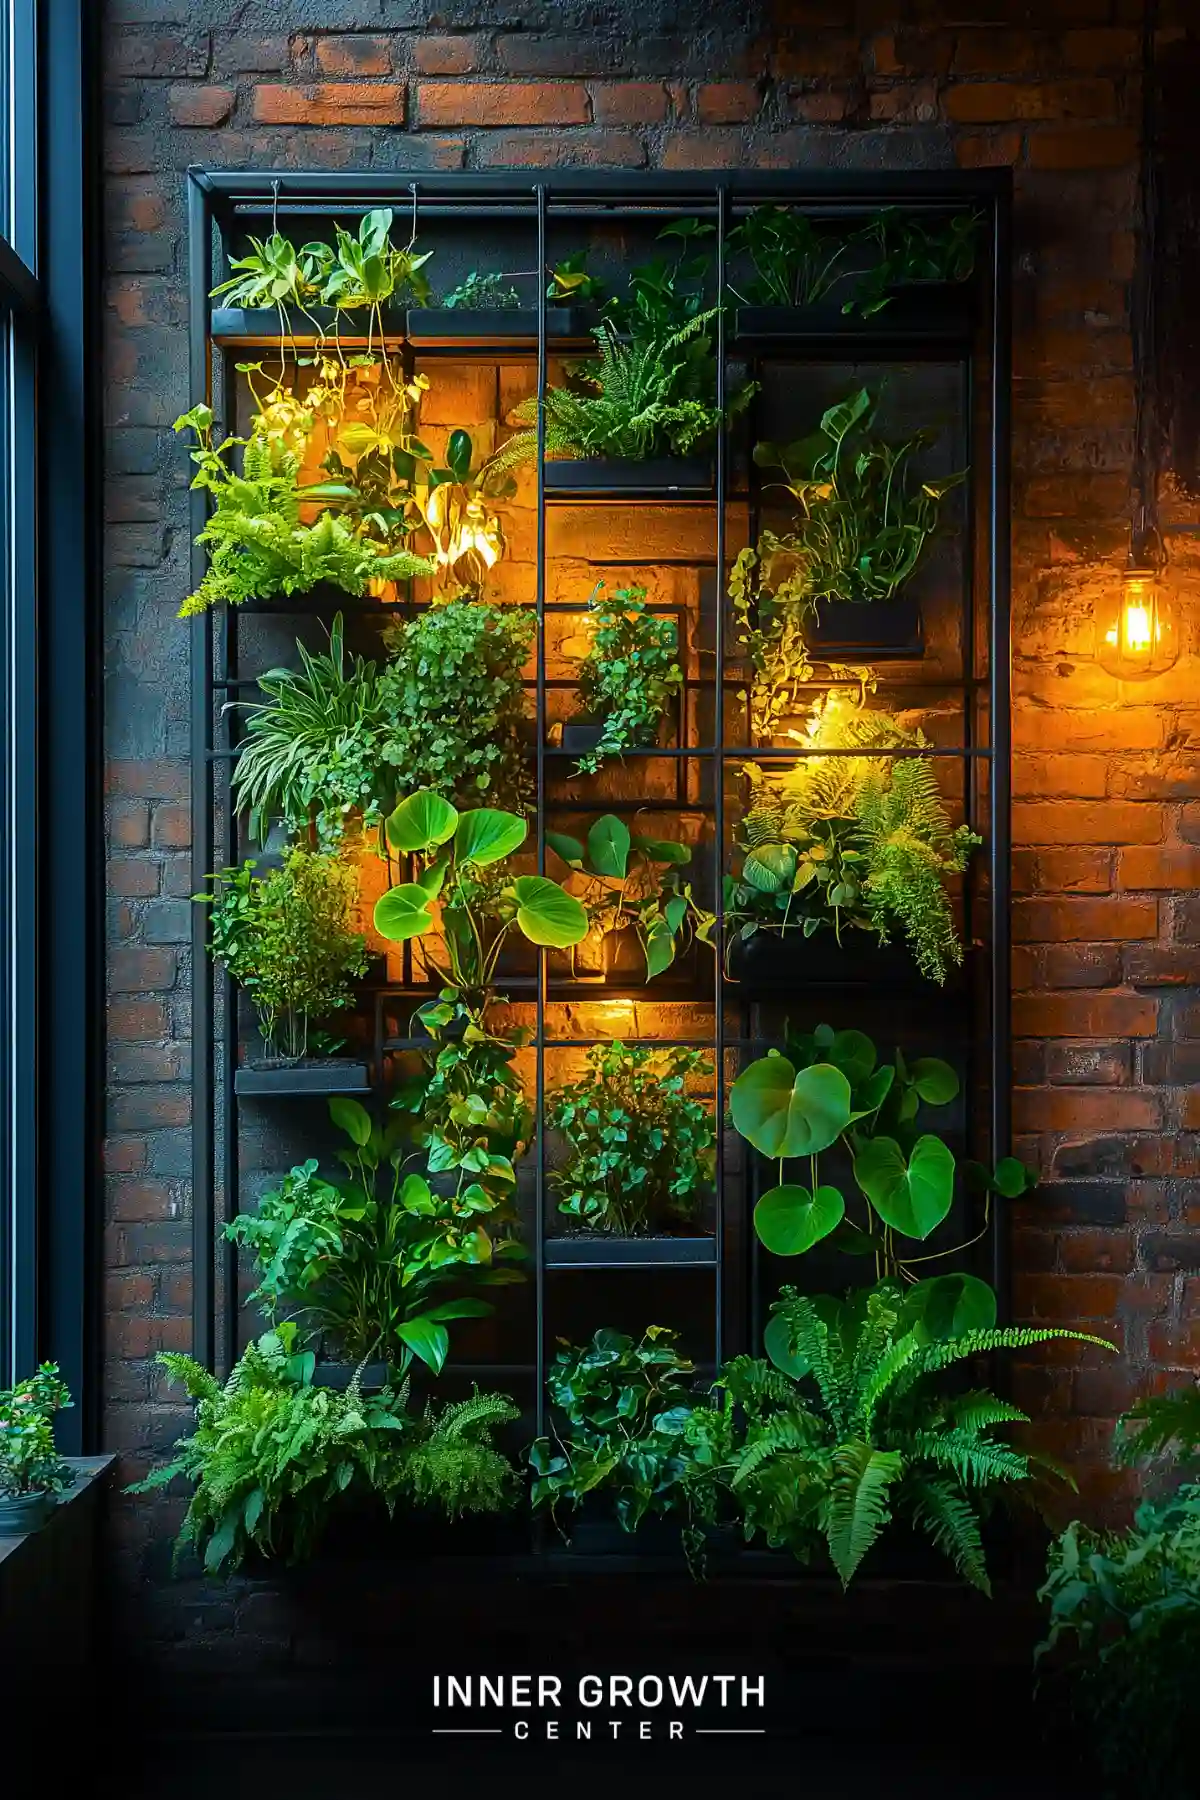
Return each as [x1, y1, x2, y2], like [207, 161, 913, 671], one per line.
[187, 168, 1013, 1449]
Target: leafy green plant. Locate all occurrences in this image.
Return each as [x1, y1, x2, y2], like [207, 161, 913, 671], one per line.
[197, 850, 368, 1062]
[128, 1328, 518, 1573]
[546, 1043, 715, 1236]
[377, 601, 533, 812]
[228, 1093, 525, 1376]
[601, 219, 714, 338]
[529, 1326, 698, 1534]
[232, 615, 389, 848]
[569, 584, 683, 776]
[488, 313, 741, 470]
[0, 1364, 73, 1499]
[175, 401, 435, 617]
[750, 386, 966, 610]
[727, 206, 856, 309]
[727, 694, 980, 982]
[407, 429, 515, 603]
[390, 988, 534, 1189]
[372, 790, 588, 1010]
[848, 209, 980, 320]
[547, 251, 603, 305]
[210, 232, 333, 321]
[729, 1019, 1034, 1285]
[322, 208, 434, 318]
[1038, 1390, 1200, 1798]
[685, 1281, 1108, 1588]
[441, 271, 521, 309]
[546, 813, 714, 981]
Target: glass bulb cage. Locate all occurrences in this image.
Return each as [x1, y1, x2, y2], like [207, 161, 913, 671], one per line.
[1097, 559, 1178, 679]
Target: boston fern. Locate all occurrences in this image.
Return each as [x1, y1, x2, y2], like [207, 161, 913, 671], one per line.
[728, 692, 980, 983]
[687, 1282, 1112, 1590]
[129, 1328, 518, 1574]
[176, 403, 435, 617]
[572, 583, 683, 775]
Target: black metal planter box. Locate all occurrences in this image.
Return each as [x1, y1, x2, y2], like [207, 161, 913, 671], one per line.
[405, 306, 592, 346]
[726, 928, 927, 992]
[543, 1235, 717, 1268]
[209, 304, 408, 346]
[805, 593, 924, 662]
[234, 1059, 372, 1097]
[735, 284, 975, 344]
[543, 456, 713, 498]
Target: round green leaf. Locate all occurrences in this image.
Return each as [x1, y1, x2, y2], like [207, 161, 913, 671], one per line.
[731, 1054, 799, 1159]
[784, 1063, 854, 1158]
[511, 876, 588, 948]
[763, 1311, 808, 1378]
[854, 1133, 956, 1240]
[386, 790, 458, 854]
[993, 1155, 1032, 1199]
[909, 1057, 960, 1106]
[586, 815, 631, 879]
[742, 843, 797, 893]
[828, 1029, 877, 1088]
[754, 1182, 844, 1257]
[546, 830, 585, 870]
[901, 1273, 997, 1343]
[373, 883, 435, 942]
[455, 807, 527, 868]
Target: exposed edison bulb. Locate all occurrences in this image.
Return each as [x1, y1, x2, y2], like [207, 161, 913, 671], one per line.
[1097, 564, 1178, 679]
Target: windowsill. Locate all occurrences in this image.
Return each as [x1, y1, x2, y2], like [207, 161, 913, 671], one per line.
[0, 1454, 115, 1565]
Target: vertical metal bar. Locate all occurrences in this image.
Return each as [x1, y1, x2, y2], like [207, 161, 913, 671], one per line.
[534, 182, 548, 1441]
[188, 171, 215, 1370]
[989, 181, 1013, 1316]
[219, 598, 237, 1377]
[713, 184, 728, 1371]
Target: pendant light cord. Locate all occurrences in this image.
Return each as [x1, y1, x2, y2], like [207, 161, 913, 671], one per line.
[1133, 0, 1162, 565]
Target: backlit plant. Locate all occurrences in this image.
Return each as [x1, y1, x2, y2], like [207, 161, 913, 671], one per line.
[546, 813, 714, 982]
[728, 1020, 1034, 1289]
[726, 692, 980, 984]
[546, 1042, 715, 1236]
[568, 583, 683, 776]
[197, 849, 368, 1062]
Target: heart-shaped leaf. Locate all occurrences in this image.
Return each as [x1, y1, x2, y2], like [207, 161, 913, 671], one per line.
[854, 1133, 956, 1240]
[546, 830, 585, 870]
[828, 1029, 877, 1088]
[730, 1055, 852, 1160]
[909, 1057, 960, 1106]
[754, 1182, 844, 1256]
[900, 1273, 996, 1343]
[374, 883, 435, 942]
[763, 1312, 808, 1379]
[742, 843, 797, 893]
[455, 807, 527, 867]
[386, 789, 458, 854]
[511, 876, 588, 947]
[993, 1155, 1033, 1198]
[631, 835, 691, 866]
[587, 815, 631, 879]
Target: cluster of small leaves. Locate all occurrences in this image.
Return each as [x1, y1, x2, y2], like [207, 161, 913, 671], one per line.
[528, 1326, 699, 1535]
[175, 402, 434, 618]
[546, 1042, 715, 1236]
[128, 1328, 518, 1574]
[572, 584, 683, 775]
[684, 1281, 1104, 1588]
[727, 695, 980, 984]
[198, 849, 368, 1061]
[377, 602, 534, 813]
[729, 539, 815, 743]
[232, 615, 389, 849]
[753, 387, 966, 612]
[1039, 1392, 1200, 1798]
[0, 1363, 73, 1500]
[728, 1019, 1034, 1280]
[228, 1096, 526, 1379]
[441, 271, 521, 310]
[547, 251, 603, 305]
[546, 812, 714, 983]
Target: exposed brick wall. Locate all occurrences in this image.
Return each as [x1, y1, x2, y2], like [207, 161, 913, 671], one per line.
[102, 0, 1200, 1642]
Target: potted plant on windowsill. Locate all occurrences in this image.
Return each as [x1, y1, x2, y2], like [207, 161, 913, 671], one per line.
[0, 1365, 75, 1534]
[724, 692, 980, 990]
[735, 386, 966, 670]
[196, 848, 372, 1095]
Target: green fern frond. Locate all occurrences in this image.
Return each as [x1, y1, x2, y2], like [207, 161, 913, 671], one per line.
[893, 1325, 1116, 1401]
[908, 1474, 992, 1594]
[826, 1440, 904, 1586]
[1116, 1386, 1200, 1466]
[910, 1427, 1030, 1487]
[946, 1390, 1031, 1435]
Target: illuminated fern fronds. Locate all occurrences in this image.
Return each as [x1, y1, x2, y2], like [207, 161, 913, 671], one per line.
[1116, 1385, 1200, 1466]
[826, 1440, 903, 1586]
[908, 1474, 992, 1594]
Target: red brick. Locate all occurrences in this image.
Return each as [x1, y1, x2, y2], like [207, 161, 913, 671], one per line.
[109, 947, 176, 993]
[943, 79, 1115, 123]
[1012, 753, 1109, 799]
[1022, 471, 1132, 516]
[168, 86, 235, 128]
[106, 759, 189, 800]
[696, 82, 761, 124]
[1028, 127, 1138, 170]
[792, 92, 851, 124]
[1147, 1319, 1200, 1367]
[951, 30, 1051, 75]
[592, 82, 670, 126]
[1014, 801, 1164, 845]
[1014, 1089, 1162, 1132]
[1013, 1272, 1125, 1323]
[108, 999, 167, 1042]
[1061, 29, 1139, 71]
[109, 859, 161, 898]
[955, 130, 1023, 168]
[110, 800, 150, 849]
[1036, 849, 1113, 893]
[107, 1180, 174, 1223]
[1112, 755, 1200, 801]
[1013, 993, 1159, 1038]
[412, 36, 485, 77]
[151, 804, 190, 850]
[110, 1316, 191, 1360]
[417, 82, 588, 128]
[1059, 1229, 1135, 1274]
[1123, 946, 1200, 986]
[1118, 846, 1200, 889]
[659, 132, 752, 169]
[103, 1138, 148, 1176]
[107, 1270, 155, 1310]
[1041, 944, 1122, 988]
[1013, 897, 1157, 942]
[314, 35, 395, 76]
[1046, 1042, 1132, 1086]
[252, 84, 407, 127]
[473, 131, 646, 169]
